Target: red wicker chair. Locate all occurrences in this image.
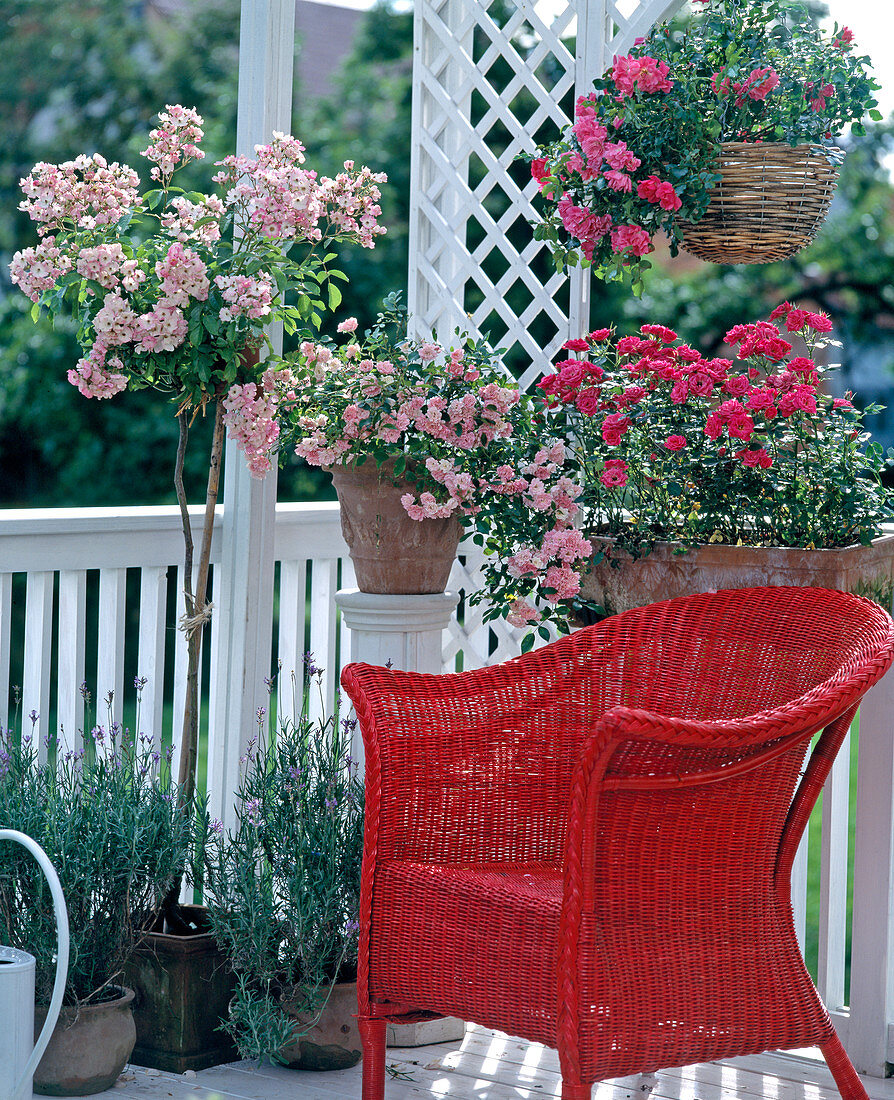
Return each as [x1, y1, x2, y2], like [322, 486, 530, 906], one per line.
[341, 586, 894, 1100]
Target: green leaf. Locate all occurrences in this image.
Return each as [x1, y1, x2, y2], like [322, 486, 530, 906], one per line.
[328, 283, 342, 311]
[520, 632, 536, 653]
[30, 302, 40, 322]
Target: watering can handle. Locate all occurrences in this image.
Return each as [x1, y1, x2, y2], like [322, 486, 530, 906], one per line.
[0, 828, 70, 1100]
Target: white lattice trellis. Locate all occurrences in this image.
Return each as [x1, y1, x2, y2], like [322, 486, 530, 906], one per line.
[410, 0, 684, 666]
[408, 0, 683, 391]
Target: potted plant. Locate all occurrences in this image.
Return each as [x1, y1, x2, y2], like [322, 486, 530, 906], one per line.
[528, 0, 880, 290]
[8, 105, 386, 1067]
[202, 661, 365, 1069]
[227, 293, 593, 641]
[534, 304, 894, 615]
[0, 697, 192, 1095]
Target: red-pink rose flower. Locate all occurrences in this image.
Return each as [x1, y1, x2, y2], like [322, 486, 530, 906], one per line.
[610, 224, 652, 257]
[600, 458, 629, 487]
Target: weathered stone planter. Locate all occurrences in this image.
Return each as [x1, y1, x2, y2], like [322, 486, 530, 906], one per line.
[33, 986, 136, 1096]
[328, 459, 462, 594]
[124, 905, 236, 1073]
[581, 534, 894, 615]
[277, 981, 362, 1070]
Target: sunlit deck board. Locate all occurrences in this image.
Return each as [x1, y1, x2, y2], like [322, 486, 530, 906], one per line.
[53, 1025, 894, 1100]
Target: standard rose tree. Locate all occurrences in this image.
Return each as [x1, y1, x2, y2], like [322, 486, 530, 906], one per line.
[9, 104, 386, 823]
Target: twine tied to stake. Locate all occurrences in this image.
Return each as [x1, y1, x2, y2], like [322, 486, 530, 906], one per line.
[179, 601, 214, 639]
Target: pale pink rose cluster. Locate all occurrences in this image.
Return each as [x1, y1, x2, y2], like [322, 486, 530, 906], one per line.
[506, 523, 591, 606]
[69, 240, 212, 372]
[215, 272, 275, 323]
[217, 135, 325, 241]
[8, 236, 72, 302]
[76, 242, 129, 289]
[318, 162, 388, 249]
[160, 194, 225, 245]
[134, 299, 189, 353]
[156, 243, 210, 306]
[141, 104, 205, 182]
[222, 368, 288, 479]
[506, 599, 543, 627]
[17, 155, 140, 233]
[66, 345, 128, 400]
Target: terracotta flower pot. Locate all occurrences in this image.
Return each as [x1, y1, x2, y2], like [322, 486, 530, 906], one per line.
[277, 981, 362, 1070]
[581, 533, 894, 616]
[33, 986, 136, 1096]
[328, 458, 463, 594]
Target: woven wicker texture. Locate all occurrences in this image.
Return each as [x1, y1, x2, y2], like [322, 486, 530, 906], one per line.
[679, 143, 841, 264]
[342, 587, 894, 1100]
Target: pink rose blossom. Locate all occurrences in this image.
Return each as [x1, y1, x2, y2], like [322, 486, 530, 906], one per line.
[67, 345, 128, 400]
[506, 599, 542, 627]
[600, 459, 629, 488]
[610, 224, 652, 257]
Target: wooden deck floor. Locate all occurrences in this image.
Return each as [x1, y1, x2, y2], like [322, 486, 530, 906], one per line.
[48, 1026, 894, 1100]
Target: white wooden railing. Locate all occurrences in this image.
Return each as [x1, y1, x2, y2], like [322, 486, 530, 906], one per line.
[1, 502, 893, 1074]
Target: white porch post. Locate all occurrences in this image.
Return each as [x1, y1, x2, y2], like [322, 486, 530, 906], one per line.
[846, 665, 894, 1075]
[335, 586, 462, 1049]
[206, 0, 295, 831]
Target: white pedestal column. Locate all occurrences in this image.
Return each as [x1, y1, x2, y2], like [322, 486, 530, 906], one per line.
[335, 588, 458, 677]
[335, 587, 465, 1049]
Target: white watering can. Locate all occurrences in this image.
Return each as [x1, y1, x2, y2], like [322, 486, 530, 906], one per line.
[0, 829, 69, 1100]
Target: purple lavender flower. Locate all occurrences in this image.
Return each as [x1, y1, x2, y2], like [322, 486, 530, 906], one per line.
[245, 797, 262, 826]
[303, 651, 321, 677]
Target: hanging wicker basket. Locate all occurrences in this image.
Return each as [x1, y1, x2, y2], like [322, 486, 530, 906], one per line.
[679, 142, 843, 265]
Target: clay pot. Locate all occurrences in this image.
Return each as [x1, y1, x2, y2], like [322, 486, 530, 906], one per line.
[278, 981, 361, 1070]
[328, 458, 462, 594]
[33, 986, 136, 1096]
[581, 534, 894, 616]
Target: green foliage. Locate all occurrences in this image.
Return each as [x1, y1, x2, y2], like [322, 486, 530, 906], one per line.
[202, 671, 364, 1062]
[0, 700, 192, 1006]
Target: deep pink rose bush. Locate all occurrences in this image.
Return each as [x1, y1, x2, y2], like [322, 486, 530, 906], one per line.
[10, 105, 387, 407]
[240, 296, 594, 638]
[529, 0, 879, 290]
[536, 304, 893, 557]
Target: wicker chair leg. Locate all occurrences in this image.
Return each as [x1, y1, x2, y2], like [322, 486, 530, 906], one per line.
[560, 1080, 592, 1100]
[820, 1033, 870, 1100]
[359, 1017, 388, 1100]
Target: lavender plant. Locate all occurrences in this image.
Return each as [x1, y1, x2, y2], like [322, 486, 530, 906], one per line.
[202, 660, 364, 1062]
[0, 687, 192, 1007]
